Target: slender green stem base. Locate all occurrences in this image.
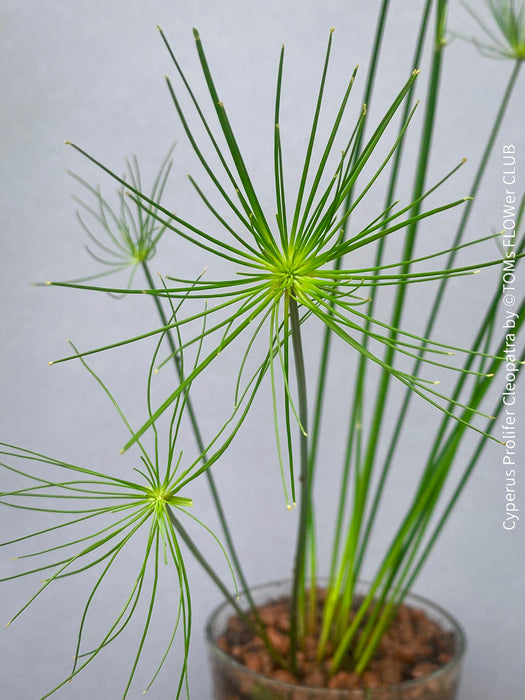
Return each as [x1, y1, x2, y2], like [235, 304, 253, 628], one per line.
[167, 508, 289, 670]
[288, 295, 310, 674]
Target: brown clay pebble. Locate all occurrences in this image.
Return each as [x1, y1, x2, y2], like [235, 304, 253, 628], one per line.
[361, 670, 383, 688]
[216, 635, 229, 652]
[259, 653, 274, 675]
[272, 668, 298, 684]
[230, 644, 244, 660]
[276, 607, 291, 632]
[411, 661, 441, 679]
[303, 668, 326, 688]
[250, 635, 265, 650]
[374, 657, 403, 684]
[295, 650, 306, 668]
[243, 651, 263, 673]
[258, 604, 284, 627]
[266, 626, 290, 655]
[327, 671, 361, 689]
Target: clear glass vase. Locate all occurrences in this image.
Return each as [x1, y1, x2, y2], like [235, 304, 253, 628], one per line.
[206, 579, 466, 700]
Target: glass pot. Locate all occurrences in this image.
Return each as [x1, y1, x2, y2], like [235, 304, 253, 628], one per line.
[206, 579, 466, 700]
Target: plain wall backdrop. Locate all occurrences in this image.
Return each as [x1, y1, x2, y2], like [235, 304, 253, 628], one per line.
[1, 1, 524, 698]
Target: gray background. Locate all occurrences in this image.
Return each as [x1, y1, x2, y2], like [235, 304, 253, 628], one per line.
[1, 1, 524, 698]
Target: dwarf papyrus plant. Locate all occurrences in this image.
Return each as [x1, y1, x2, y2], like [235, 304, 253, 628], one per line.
[67, 148, 173, 287]
[2, 0, 524, 695]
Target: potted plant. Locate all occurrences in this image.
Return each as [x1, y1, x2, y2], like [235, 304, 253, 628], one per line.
[1, 1, 523, 698]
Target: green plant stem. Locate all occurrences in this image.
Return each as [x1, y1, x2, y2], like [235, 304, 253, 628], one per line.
[288, 295, 310, 675]
[354, 58, 522, 574]
[166, 508, 289, 670]
[141, 262, 254, 606]
[323, 0, 449, 650]
[328, 0, 433, 589]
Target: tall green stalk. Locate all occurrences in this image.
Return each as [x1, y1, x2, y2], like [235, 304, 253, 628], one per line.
[167, 508, 290, 670]
[288, 295, 310, 673]
[141, 262, 253, 603]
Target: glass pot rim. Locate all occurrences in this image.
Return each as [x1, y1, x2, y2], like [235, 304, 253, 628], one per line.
[205, 578, 467, 698]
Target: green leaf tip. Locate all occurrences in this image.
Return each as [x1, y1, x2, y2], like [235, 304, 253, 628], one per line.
[330, 27, 335, 34]
[193, 27, 200, 40]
